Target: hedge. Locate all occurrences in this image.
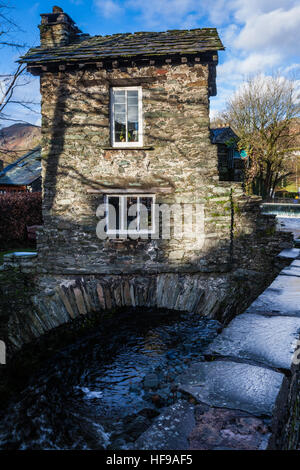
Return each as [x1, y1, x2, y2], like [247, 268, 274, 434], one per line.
[0, 192, 42, 246]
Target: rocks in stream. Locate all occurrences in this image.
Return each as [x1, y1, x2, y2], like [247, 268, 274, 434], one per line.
[126, 415, 151, 439]
[143, 373, 160, 390]
[110, 409, 160, 448]
[0, 310, 221, 450]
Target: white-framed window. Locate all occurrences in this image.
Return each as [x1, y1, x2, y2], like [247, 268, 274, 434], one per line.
[105, 194, 155, 235]
[110, 87, 143, 147]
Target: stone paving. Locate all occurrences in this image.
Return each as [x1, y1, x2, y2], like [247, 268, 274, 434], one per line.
[136, 248, 300, 450]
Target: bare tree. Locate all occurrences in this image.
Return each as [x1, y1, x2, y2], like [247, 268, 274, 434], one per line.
[0, 3, 41, 163]
[220, 74, 300, 198]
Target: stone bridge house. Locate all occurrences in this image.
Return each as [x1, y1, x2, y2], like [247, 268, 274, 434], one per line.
[10, 6, 291, 349]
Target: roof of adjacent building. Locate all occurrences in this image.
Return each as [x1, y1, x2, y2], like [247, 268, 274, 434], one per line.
[210, 127, 239, 145]
[19, 28, 224, 64]
[0, 146, 41, 186]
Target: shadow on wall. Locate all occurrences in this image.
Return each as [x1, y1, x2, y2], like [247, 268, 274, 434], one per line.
[42, 64, 213, 214]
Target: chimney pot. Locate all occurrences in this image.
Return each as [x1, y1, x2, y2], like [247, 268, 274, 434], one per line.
[39, 8, 82, 47]
[53, 6, 64, 13]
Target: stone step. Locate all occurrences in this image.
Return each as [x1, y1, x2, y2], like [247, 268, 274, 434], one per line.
[277, 248, 300, 259]
[134, 400, 195, 450]
[205, 313, 300, 371]
[177, 361, 285, 417]
[245, 271, 300, 317]
[281, 264, 300, 277]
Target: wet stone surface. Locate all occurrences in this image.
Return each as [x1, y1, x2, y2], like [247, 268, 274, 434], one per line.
[0, 308, 220, 450]
[177, 361, 285, 417]
[245, 272, 300, 317]
[189, 405, 271, 450]
[205, 313, 300, 371]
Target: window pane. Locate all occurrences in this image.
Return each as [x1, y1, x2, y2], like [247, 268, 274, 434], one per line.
[126, 196, 138, 231]
[139, 197, 153, 231]
[114, 90, 126, 104]
[115, 123, 126, 142]
[108, 196, 120, 230]
[114, 104, 126, 114]
[127, 90, 138, 102]
[127, 106, 138, 122]
[127, 90, 139, 142]
[128, 122, 138, 142]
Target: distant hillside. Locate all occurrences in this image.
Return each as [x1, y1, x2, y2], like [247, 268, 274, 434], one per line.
[0, 123, 41, 166]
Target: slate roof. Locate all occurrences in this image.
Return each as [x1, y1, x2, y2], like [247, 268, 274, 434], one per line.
[19, 28, 224, 65]
[210, 127, 239, 145]
[0, 146, 41, 186]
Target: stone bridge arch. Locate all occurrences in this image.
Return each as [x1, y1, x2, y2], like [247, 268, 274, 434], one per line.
[16, 273, 231, 352]
[38, 273, 227, 321]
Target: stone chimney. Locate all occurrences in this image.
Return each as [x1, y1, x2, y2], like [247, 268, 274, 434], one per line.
[39, 6, 82, 48]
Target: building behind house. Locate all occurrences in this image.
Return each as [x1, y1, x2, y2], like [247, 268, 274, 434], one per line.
[210, 126, 246, 182]
[0, 147, 42, 193]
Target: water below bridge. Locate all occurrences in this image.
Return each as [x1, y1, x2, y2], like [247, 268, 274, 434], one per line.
[0, 308, 220, 450]
[1, 215, 299, 450]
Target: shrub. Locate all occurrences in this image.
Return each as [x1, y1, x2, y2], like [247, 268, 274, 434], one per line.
[0, 192, 42, 247]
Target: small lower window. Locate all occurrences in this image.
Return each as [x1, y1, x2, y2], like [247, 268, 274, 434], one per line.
[106, 194, 155, 235]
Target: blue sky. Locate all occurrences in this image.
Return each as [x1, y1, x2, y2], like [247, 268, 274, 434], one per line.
[2, 0, 300, 126]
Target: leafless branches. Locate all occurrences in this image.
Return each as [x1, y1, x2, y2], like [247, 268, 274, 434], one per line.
[0, 2, 25, 49]
[220, 74, 300, 197]
[0, 2, 40, 135]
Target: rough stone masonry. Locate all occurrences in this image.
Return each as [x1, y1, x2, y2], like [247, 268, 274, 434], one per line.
[19, 7, 290, 280]
[1, 6, 287, 354]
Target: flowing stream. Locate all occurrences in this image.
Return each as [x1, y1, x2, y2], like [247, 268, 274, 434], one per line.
[0, 308, 220, 450]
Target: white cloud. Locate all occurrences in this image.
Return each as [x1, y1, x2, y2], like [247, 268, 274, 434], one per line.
[34, 116, 41, 126]
[234, 5, 300, 55]
[124, 0, 203, 29]
[218, 52, 281, 83]
[283, 64, 300, 75]
[94, 0, 123, 19]
[209, 0, 300, 115]
[229, 0, 298, 23]
[209, 108, 219, 120]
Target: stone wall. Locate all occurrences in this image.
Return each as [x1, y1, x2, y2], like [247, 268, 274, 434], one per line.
[0, 254, 290, 355]
[1, 57, 293, 358]
[37, 61, 290, 276]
